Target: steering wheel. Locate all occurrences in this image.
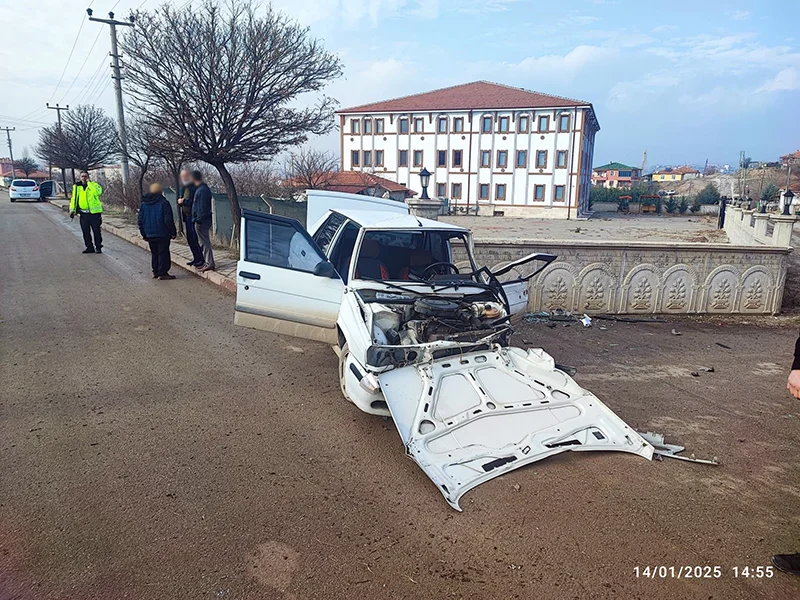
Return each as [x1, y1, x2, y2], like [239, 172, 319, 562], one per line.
[422, 262, 460, 280]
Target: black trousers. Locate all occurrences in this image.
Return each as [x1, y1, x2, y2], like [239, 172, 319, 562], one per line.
[147, 237, 172, 276]
[79, 212, 102, 250]
[183, 212, 204, 263]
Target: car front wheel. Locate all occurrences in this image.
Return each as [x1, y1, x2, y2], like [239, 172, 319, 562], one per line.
[338, 341, 354, 403]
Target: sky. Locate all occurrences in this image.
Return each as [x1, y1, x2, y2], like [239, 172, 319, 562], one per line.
[0, 0, 798, 170]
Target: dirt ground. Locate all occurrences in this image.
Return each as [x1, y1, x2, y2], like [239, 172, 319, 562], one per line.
[1, 197, 799, 599]
[441, 213, 727, 243]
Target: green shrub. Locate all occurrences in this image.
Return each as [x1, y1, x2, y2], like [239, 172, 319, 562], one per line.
[665, 197, 679, 213]
[679, 197, 689, 214]
[696, 183, 721, 205]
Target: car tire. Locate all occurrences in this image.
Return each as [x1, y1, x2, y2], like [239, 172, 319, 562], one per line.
[10, 198, 15, 202]
[338, 341, 354, 403]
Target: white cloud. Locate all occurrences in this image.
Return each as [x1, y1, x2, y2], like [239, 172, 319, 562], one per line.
[454, 0, 521, 13]
[729, 10, 751, 21]
[757, 67, 800, 93]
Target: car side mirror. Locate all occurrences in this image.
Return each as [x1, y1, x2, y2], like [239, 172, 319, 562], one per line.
[314, 260, 336, 278]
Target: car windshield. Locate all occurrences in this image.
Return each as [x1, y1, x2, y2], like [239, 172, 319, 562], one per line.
[354, 230, 471, 282]
[12, 180, 35, 187]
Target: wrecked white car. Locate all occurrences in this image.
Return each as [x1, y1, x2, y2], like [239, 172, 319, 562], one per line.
[234, 190, 653, 510]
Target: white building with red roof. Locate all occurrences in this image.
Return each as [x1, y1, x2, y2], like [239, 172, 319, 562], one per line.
[338, 81, 599, 218]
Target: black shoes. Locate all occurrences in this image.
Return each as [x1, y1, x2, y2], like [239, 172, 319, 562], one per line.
[158, 274, 176, 280]
[188, 260, 203, 267]
[152, 273, 158, 279]
[772, 553, 800, 576]
[82, 248, 95, 254]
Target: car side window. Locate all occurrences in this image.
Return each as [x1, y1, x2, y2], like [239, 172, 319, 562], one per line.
[328, 222, 360, 283]
[245, 216, 325, 273]
[312, 212, 346, 256]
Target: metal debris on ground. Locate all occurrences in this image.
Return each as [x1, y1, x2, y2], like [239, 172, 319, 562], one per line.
[715, 342, 732, 349]
[671, 328, 682, 336]
[524, 310, 667, 326]
[581, 314, 592, 327]
[638, 431, 719, 466]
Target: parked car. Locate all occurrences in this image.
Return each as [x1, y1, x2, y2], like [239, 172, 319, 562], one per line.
[234, 190, 654, 510]
[9, 179, 41, 202]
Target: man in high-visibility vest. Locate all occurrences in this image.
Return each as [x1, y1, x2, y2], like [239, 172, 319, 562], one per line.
[69, 170, 104, 254]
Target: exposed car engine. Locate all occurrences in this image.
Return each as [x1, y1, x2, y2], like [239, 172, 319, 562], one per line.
[369, 295, 509, 345]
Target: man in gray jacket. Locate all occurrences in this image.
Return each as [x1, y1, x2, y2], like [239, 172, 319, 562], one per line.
[191, 170, 215, 272]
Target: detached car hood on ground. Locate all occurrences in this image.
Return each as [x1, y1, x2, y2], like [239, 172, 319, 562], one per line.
[379, 346, 654, 510]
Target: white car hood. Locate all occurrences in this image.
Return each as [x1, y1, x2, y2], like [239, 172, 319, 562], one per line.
[378, 346, 653, 510]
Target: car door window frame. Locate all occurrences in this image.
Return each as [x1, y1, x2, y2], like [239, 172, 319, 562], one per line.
[242, 210, 335, 276]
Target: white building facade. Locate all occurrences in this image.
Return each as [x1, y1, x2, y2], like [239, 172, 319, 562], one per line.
[338, 81, 599, 218]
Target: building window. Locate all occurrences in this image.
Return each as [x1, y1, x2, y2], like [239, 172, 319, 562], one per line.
[480, 150, 491, 168]
[558, 114, 570, 132]
[437, 150, 447, 168]
[556, 150, 568, 168]
[437, 117, 448, 133]
[479, 184, 489, 200]
[399, 118, 409, 134]
[453, 117, 464, 133]
[437, 183, 446, 197]
[351, 119, 360, 134]
[375, 150, 384, 167]
[618, 170, 632, 177]
[398, 150, 408, 167]
[536, 150, 547, 169]
[497, 150, 508, 168]
[554, 185, 565, 201]
[518, 115, 529, 133]
[452, 149, 463, 168]
[363, 151, 372, 167]
[351, 150, 359, 167]
[375, 119, 384, 134]
[671, 174, 676, 180]
[537, 115, 549, 132]
[496, 184, 507, 201]
[482, 116, 492, 133]
[363, 118, 372, 134]
[534, 184, 545, 201]
[413, 150, 423, 167]
[516, 150, 527, 168]
[451, 183, 462, 199]
[414, 117, 424, 133]
[498, 116, 510, 133]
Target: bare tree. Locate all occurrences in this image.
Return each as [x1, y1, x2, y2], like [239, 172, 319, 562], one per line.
[126, 117, 163, 197]
[283, 148, 339, 193]
[13, 156, 39, 177]
[37, 105, 119, 173]
[121, 0, 343, 241]
[228, 162, 284, 197]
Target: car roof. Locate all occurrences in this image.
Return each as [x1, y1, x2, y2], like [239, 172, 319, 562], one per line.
[12, 179, 35, 183]
[332, 209, 468, 232]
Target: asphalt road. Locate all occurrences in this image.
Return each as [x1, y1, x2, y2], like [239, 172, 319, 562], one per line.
[1, 194, 799, 599]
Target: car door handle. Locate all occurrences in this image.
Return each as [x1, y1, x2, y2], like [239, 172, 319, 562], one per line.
[239, 271, 261, 280]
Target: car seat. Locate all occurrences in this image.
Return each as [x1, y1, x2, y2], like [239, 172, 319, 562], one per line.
[398, 250, 435, 280]
[355, 238, 389, 280]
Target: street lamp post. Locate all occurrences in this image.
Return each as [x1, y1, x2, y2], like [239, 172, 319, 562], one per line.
[418, 167, 431, 200]
[783, 189, 795, 216]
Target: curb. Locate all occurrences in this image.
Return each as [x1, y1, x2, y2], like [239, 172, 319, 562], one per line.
[49, 199, 236, 293]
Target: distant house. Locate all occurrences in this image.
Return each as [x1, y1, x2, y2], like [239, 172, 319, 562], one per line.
[781, 150, 800, 167]
[289, 171, 416, 202]
[651, 166, 701, 182]
[591, 162, 641, 188]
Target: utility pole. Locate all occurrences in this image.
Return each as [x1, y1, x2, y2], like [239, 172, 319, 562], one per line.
[87, 8, 134, 187]
[0, 127, 16, 179]
[47, 103, 70, 198]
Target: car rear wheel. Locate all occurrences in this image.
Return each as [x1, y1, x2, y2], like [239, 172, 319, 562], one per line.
[10, 198, 15, 202]
[338, 341, 353, 403]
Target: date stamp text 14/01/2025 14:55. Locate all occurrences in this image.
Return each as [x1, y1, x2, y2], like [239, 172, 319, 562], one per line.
[634, 565, 775, 579]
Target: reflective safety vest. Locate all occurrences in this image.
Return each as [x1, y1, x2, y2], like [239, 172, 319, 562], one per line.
[70, 181, 103, 214]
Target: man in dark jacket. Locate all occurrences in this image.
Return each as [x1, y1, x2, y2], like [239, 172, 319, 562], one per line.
[138, 183, 178, 280]
[178, 169, 204, 267]
[191, 170, 215, 272]
[772, 335, 800, 576]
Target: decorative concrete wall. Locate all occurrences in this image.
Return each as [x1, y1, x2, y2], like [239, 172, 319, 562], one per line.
[455, 239, 792, 315]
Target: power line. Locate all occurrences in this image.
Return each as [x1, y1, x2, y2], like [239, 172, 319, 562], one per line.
[59, 28, 105, 103]
[49, 15, 88, 103]
[70, 56, 108, 105]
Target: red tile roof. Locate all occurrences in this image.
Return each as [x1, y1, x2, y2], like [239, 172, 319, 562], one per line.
[339, 81, 589, 114]
[290, 171, 416, 196]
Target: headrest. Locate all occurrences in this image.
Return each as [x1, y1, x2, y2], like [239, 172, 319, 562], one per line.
[360, 238, 381, 259]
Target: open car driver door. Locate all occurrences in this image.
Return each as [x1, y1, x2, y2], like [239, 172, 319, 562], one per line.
[234, 210, 344, 344]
